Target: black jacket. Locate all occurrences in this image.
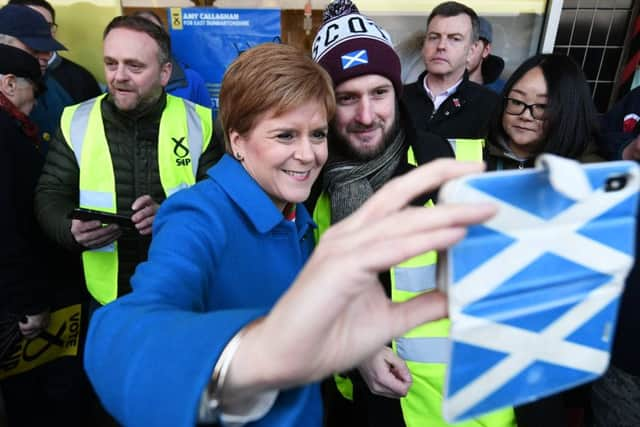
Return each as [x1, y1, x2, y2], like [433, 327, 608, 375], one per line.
[0, 109, 49, 316]
[402, 71, 500, 139]
[35, 93, 219, 297]
[602, 87, 640, 377]
[48, 54, 102, 104]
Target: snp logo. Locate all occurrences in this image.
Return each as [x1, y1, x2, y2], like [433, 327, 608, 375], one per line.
[172, 137, 191, 166]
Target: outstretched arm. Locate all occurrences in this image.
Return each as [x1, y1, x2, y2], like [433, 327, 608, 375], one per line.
[222, 159, 496, 403]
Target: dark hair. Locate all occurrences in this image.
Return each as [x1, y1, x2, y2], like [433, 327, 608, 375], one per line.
[427, 1, 479, 41]
[488, 53, 598, 159]
[133, 10, 164, 29]
[103, 15, 171, 65]
[8, 0, 55, 21]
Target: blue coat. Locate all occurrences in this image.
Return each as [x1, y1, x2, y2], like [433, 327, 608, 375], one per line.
[84, 154, 322, 426]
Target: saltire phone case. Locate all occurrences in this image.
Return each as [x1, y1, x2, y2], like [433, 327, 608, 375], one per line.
[437, 154, 640, 422]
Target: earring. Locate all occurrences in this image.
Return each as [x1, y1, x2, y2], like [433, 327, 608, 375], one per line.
[235, 152, 244, 161]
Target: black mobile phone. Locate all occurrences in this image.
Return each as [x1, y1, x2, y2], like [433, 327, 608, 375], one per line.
[67, 208, 135, 229]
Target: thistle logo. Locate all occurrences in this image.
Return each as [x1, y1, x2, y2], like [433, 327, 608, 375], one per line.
[172, 137, 191, 166]
[170, 8, 183, 30]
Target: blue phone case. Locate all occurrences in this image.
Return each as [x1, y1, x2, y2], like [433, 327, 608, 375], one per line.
[437, 155, 640, 422]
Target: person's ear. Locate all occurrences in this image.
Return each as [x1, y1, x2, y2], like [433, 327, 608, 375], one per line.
[159, 61, 172, 87]
[229, 129, 245, 161]
[466, 40, 479, 62]
[482, 42, 491, 59]
[0, 74, 18, 96]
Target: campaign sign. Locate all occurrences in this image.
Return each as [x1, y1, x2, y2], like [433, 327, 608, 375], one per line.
[439, 158, 640, 422]
[0, 304, 82, 379]
[168, 8, 281, 117]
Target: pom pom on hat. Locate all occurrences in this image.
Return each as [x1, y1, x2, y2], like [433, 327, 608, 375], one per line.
[312, 0, 402, 95]
[322, 0, 360, 22]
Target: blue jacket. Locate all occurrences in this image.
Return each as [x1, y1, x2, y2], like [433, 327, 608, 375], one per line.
[29, 74, 74, 153]
[166, 58, 212, 109]
[84, 154, 322, 427]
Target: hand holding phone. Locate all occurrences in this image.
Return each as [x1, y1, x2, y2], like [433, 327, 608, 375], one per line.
[68, 208, 127, 249]
[437, 155, 640, 422]
[67, 208, 134, 229]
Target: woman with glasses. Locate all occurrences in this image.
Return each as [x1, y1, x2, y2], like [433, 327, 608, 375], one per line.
[485, 53, 600, 170]
[483, 53, 601, 426]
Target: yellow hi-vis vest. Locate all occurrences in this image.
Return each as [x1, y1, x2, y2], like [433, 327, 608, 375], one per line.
[315, 139, 516, 427]
[60, 93, 212, 305]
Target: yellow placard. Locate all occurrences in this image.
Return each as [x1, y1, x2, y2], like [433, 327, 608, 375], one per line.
[170, 7, 183, 30]
[0, 304, 82, 380]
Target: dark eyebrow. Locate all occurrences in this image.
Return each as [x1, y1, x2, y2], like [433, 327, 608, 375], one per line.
[510, 88, 548, 99]
[124, 59, 145, 67]
[372, 84, 393, 91]
[427, 31, 463, 38]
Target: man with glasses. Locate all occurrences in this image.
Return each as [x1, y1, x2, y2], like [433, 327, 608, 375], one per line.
[0, 3, 101, 152]
[0, 5, 63, 76]
[8, 0, 102, 105]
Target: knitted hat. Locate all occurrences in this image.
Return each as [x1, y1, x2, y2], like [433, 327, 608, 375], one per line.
[312, 0, 402, 95]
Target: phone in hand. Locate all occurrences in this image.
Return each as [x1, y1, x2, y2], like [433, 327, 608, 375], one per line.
[67, 208, 135, 229]
[437, 155, 640, 423]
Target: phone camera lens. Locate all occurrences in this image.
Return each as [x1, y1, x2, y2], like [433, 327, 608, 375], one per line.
[605, 175, 628, 192]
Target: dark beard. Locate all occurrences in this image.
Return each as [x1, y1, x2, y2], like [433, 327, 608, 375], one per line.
[329, 110, 401, 162]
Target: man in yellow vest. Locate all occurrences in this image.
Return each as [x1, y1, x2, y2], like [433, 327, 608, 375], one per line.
[309, 2, 522, 427]
[309, 1, 451, 426]
[35, 15, 219, 309]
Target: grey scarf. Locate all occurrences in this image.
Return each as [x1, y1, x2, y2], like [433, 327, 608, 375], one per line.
[323, 130, 406, 223]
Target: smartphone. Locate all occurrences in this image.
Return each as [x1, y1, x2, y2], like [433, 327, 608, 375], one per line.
[67, 208, 135, 229]
[437, 155, 640, 422]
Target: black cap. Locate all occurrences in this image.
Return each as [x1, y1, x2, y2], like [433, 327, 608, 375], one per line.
[0, 44, 46, 94]
[0, 5, 67, 52]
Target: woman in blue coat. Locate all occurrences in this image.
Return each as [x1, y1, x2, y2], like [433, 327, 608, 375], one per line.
[84, 42, 499, 427]
[84, 42, 334, 426]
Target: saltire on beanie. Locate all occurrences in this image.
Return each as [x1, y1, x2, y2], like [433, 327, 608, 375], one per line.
[312, 0, 402, 95]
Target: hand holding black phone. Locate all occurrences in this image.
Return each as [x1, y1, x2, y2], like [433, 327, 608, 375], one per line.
[67, 208, 135, 229]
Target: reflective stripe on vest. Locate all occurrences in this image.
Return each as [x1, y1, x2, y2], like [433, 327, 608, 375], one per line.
[313, 192, 355, 400]
[392, 139, 515, 427]
[406, 138, 484, 167]
[61, 94, 212, 305]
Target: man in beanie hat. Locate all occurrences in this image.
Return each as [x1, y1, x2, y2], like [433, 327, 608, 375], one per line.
[403, 2, 500, 141]
[467, 16, 506, 93]
[308, 1, 456, 426]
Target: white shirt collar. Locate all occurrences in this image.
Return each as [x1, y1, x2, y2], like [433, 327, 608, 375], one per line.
[423, 76, 463, 112]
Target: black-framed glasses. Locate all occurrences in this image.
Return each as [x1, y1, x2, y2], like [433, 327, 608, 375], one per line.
[504, 97, 547, 120]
